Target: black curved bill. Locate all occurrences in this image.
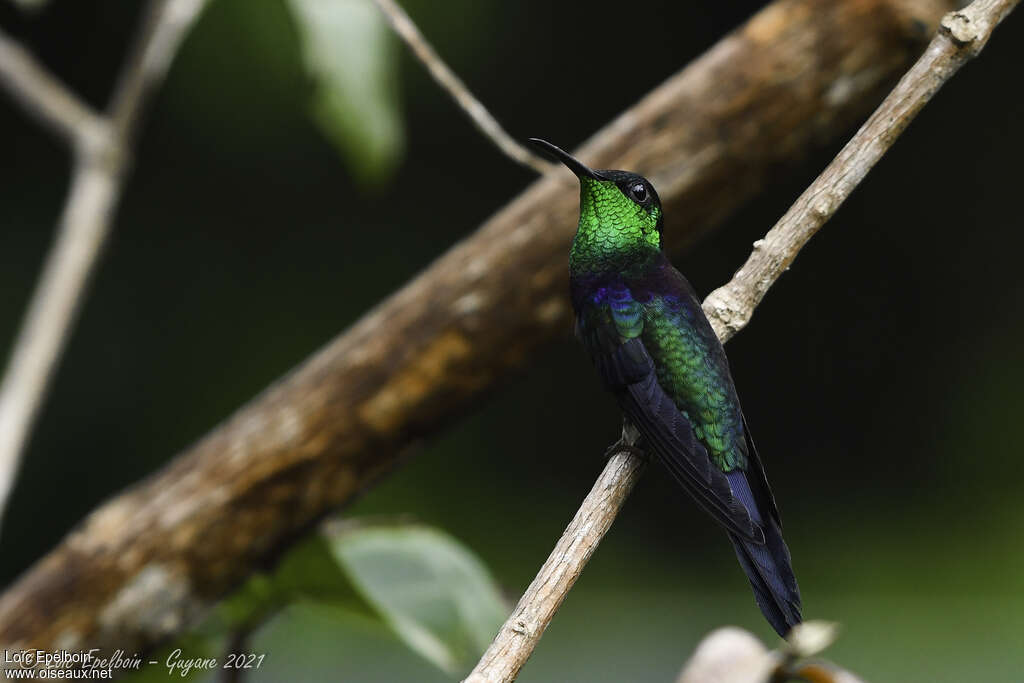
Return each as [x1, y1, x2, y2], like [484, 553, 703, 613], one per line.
[527, 138, 607, 181]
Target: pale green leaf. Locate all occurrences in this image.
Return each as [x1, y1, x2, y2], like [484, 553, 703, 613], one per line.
[324, 521, 508, 673]
[285, 0, 404, 184]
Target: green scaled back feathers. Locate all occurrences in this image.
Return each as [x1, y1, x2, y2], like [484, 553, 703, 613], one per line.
[642, 299, 746, 471]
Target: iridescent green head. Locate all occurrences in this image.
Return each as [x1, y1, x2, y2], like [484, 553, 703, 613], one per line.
[529, 138, 663, 274]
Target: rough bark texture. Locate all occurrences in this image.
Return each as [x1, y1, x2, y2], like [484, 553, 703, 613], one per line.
[0, 0, 953, 660]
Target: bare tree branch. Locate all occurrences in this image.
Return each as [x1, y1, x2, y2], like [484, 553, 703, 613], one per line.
[703, 0, 1023, 341]
[107, 0, 207, 143]
[465, 1, 1018, 679]
[372, 0, 553, 174]
[0, 0, 953, 660]
[0, 28, 106, 145]
[463, 451, 644, 683]
[0, 0, 208, 533]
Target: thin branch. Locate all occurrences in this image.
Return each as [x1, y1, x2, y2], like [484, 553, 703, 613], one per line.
[372, 0, 553, 175]
[107, 0, 207, 143]
[0, 27, 107, 145]
[0, 159, 118, 537]
[0, 0, 208, 532]
[703, 0, 1022, 343]
[464, 451, 644, 683]
[0, 0, 953, 660]
[220, 628, 253, 683]
[465, 0, 1018, 679]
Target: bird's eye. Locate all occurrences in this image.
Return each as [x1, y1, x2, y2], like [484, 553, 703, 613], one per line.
[630, 182, 649, 203]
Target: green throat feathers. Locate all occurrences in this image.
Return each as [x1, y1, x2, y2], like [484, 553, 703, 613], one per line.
[569, 176, 663, 274]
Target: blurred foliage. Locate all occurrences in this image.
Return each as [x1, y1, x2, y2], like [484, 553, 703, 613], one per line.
[325, 520, 508, 673]
[7, 0, 48, 12]
[125, 520, 505, 682]
[285, 0, 404, 185]
[1, 0, 1023, 681]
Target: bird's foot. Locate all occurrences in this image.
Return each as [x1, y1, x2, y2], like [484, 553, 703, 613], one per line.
[603, 438, 647, 462]
[604, 420, 647, 462]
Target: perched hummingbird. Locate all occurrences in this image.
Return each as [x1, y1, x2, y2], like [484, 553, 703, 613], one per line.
[529, 138, 801, 636]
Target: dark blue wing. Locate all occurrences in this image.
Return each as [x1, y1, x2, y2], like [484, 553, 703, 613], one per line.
[577, 280, 801, 636]
[577, 302, 764, 543]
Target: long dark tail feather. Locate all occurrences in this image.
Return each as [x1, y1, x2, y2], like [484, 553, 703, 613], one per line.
[727, 523, 802, 637]
[725, 469, 802, 637]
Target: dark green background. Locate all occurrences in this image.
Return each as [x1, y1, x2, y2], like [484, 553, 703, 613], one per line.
[2, 1, 1022, 680]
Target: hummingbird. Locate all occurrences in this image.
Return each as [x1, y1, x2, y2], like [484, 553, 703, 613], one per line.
[528, 138, 802, 637]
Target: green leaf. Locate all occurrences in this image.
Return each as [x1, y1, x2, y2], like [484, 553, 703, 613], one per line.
[214, 534, 377, 632]
[323, 521, 508, 673]
[123, 520, 505, 681]
[285, 0, 404, 184]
